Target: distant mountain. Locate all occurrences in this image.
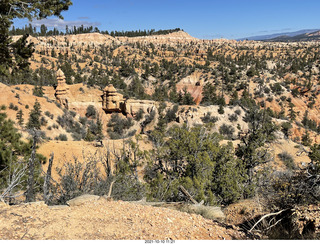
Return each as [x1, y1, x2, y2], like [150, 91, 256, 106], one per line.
[238, 29, 320, 41]
[268, 30, 320, 42]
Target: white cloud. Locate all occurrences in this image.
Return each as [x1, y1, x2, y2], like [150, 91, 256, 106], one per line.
[78, 17, 90, 20]
[30, 18, 101, 29]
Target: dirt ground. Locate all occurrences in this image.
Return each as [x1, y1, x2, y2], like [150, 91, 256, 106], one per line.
[0, 198, 246, 240]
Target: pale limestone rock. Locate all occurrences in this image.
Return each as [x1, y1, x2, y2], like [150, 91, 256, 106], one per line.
[124, 99, 156, 117]
[55, 69, 70, 109]
[102, 84, 126, 113]
[49, 205, 69, 210]
[66, 194, 100, 207]
[24, 201, 47, 207]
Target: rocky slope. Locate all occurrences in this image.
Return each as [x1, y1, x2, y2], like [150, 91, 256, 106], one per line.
[0, 197, 247, 240]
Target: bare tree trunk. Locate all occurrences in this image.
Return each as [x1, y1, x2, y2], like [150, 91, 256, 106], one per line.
[43, 152, 54, 204]
[107, 180, 115, 198]
[179, 185, 198, 204]
[25, 134, 37, 202]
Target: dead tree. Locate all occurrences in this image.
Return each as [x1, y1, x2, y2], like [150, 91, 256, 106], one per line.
[43, 153, 54, 204]
[0, 160, 27, 204]
[25, 130, 38, 202]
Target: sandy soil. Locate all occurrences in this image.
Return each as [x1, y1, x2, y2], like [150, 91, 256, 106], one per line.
[0, 199, 246, 240]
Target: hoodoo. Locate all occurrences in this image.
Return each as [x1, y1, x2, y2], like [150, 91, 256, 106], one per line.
[102, 84, 126, 113]
[54, 69, 70, 109]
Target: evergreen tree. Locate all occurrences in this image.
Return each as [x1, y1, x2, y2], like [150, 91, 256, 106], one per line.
[145, 125, 247, 205]
[179, 87, 195, 105]
[16, 109, 24, 126]
[218, 104, 225, 114]
[169, 85, 179, 103]
[84, 128, 95, 142]
[281, 122, 292, 138]
[302, 130, 312, 146]
[201, 83, 218, 105]
[0, 0, 72, 75]
[288, 102, 297, 121]
[229, 90, 239, 105]
[51, 48, 56, 58]
[95, 114, 104, 142]
[0, 14, 12, 76]
[27, 99, 42, 130]
[32, 85, 44, 97]
[129, 75, 146, 99]
[40, 24, 47, 36]
[236, 107, 277, 197]
[0, 108, 26, 172]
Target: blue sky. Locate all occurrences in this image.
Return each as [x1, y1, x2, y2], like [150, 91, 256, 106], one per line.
[13, 0, 320, 39]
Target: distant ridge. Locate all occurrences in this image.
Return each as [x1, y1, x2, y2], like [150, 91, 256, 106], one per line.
[238, 29, 320, 41]
[267, 30, 320, 42]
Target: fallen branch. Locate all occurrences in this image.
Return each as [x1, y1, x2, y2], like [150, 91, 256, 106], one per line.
[179, 185, 198, 204]
[249, 208, 289, 233]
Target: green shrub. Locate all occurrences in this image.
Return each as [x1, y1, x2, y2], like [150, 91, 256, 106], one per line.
[235, 109, 242, 115]
[56, 134, 68, 141]
[40, 116, 47, 126]
[278, 151, 295, 170]
[32, 86, 44, 97]
[271, 82, 283, 95]
[228, 113, 238, 122]
[165, 104, 179, 123]
[201, 112, 218, 124]
[107, 114, 134, 139]
[69, 110, 77, 118]
[219, 124, 235, 140]
[218, 104, 224, 114]
[85, 105, 96, 118]
[134, 108, 144, 121]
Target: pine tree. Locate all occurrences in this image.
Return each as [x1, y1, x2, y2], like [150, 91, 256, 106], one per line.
[302, 130, 312, 146]
[84, 128, 95, 142]
[218, 104, 225, 114]
[16, 109, 24, 126]
[51, 48, 56, 58]
[179, 87, 195, 105]
[201, 83, 217, 105]
[169, 85, 179, 103]
[95, 115, 104, 142]
[145, 125, 246, 205]
[0, 109, 25, 172]
[288, 102, 297, 121]
[32, 85, 44, 97]
[229, 90, 239, 105]
[0, 0, 72, 75]
[236, 107, 277, 198]
[27, 99, 42, 130]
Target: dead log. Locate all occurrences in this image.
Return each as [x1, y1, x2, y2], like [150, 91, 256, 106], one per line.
[179, 185, 198, 204]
